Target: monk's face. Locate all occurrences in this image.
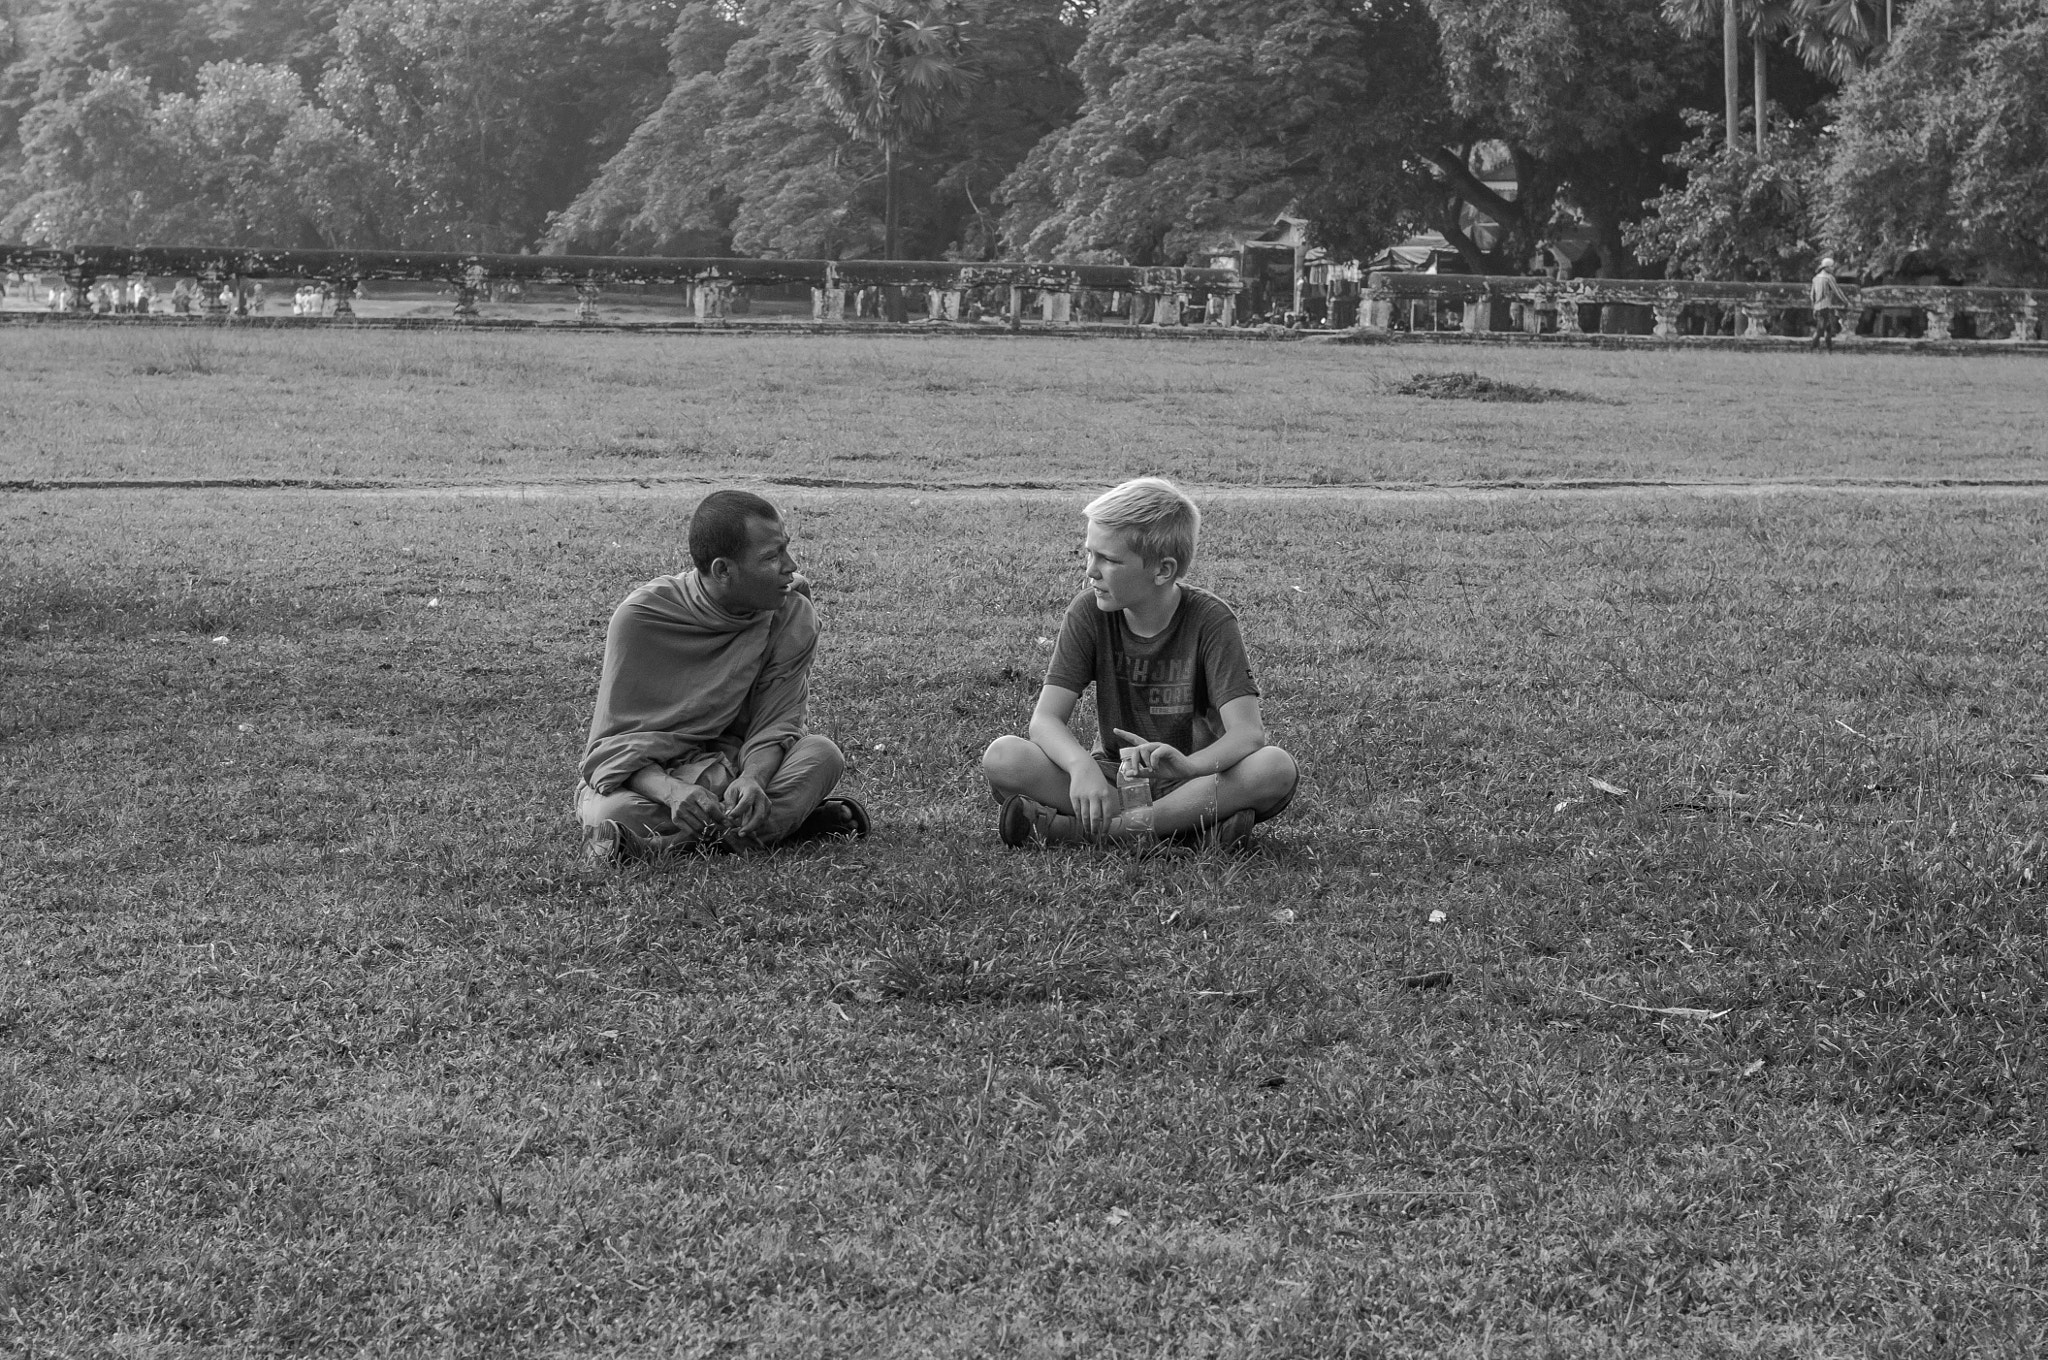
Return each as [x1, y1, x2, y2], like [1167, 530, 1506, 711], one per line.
[717, 514, 799, 614]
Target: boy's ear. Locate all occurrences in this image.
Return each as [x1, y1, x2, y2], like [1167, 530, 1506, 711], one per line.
[1151, 555, 1180, 585]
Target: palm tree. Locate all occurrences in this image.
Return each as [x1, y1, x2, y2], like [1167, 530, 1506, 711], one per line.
[1663, 0, 1889, 153]
[809, 0, 979, 261]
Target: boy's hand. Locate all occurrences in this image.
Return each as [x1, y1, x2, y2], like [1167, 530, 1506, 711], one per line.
[1069, 764, 1118, 839]
[721, 774, 772, 837]
[1112, 729, 1202, 781]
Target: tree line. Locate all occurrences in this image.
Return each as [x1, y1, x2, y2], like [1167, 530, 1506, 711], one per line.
[0, 0, 2042, 283]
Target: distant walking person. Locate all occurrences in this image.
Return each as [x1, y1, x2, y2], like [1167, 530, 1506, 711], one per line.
[1810, 257, 1851, 351]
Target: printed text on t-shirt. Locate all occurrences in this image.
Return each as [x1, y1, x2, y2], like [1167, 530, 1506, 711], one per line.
[1115, 654, 1194, 716]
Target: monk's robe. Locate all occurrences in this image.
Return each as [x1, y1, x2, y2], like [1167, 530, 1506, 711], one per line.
[580, 570, 815, 795]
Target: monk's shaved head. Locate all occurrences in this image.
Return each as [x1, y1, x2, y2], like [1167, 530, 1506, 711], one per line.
[689, 490, 780, 573]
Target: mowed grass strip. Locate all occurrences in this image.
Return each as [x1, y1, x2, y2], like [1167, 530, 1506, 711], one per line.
[2, 484, 2045, 1355]
[3, 326, 2046, 488]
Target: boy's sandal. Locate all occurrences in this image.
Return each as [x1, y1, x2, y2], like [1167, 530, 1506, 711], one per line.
[999, 794, 1054, 848]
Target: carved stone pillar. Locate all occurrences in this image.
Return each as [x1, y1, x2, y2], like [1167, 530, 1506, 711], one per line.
[1652, 296, 1682, 339]
[576, 281, 601, 323]
[1040, 290, 1072, 324]
[1924, 301, 1952, 341]
[693, 280, 731, 321]
[1215, 292, 1237, 327]
[2015, 295, 2041, 343]
[1007, 285, 1025, 330]
[454, 265, 485, 318]
[1739, 301, 1768, 339]
[64, 269, 93, 313]
[1462, 298, 1487, 334]
[1362, 290, 1392, 331]
[1555, 294, 1583, 335]
[941, 289, 963, 321]
[812, 286, 846, 321]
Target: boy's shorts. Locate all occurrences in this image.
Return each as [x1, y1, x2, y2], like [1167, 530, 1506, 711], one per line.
[1093, 754, 1293, 824]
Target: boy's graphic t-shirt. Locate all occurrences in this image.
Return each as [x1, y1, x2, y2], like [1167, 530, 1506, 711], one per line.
[1043, 584, 1260, 759]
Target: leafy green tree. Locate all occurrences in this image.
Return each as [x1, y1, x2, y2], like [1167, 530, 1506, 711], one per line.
[1822, 0, 2048, 282]
[1, 0, 340, 143]
[152, 60, 377, 245]
[1, 59, 373, 245]
[551, 0, 1082, 259]
[547, 1, 855, 256]
[1426, 0, 1713, 275]
[317, 0, 669, 250]
[1002, 0, 1708, 275]
[809, 0, 976, 259]
[1660, 0, 1882, 154]
[1, 62, 168, 240]
[1625, 107, 1825, 278]
[1000, 0, 1453, 266]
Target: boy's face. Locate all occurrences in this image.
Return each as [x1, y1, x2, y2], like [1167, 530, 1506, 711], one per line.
[1083, 519, 1171, 613]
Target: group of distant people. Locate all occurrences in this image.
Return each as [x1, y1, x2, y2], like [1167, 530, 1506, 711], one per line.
[9, 274, 347, 317]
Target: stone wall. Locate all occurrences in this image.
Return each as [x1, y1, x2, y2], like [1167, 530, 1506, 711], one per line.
[1363, 271, 2048, 344]
[0, 245, 1243, 327]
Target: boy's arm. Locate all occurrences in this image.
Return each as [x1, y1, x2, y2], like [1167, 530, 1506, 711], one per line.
[1113, 695, 1269, 780]
[1029, 684, 1118, 836]
[1112, 605, 1267, 779]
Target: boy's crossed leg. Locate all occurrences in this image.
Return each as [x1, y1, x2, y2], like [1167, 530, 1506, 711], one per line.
[983, 735, 1296, 847]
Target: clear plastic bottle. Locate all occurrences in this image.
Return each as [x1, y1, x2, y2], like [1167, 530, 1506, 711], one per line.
[1116, 761, 1154, 834]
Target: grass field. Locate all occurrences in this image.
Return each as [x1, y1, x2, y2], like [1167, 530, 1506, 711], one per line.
[3, 331, 2048, 1356]
[4, 327, 2047, 488]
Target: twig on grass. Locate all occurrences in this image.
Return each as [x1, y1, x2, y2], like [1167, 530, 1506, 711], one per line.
[1575, 988, 1730, 1022]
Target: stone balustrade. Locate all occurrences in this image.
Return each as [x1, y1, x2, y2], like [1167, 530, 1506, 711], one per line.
[1363, 271, 2048, 343]
[7, 244, 2041, 343]
[0, 244, 1241, 327]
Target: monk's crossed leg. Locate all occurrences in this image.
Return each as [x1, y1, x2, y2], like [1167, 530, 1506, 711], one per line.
[580, 734, 845, 854]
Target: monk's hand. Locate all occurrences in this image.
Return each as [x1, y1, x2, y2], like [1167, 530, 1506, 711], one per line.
[1112, 729, 1200, 782]
[664, 784, 728, 841]
[722, 774, 771, 838]
[1069, 763, 1118, 840]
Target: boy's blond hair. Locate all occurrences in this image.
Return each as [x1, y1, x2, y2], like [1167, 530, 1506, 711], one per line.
[1085, 477, 1201, 576]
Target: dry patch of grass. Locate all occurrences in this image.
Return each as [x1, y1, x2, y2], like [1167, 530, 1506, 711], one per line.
[1394, 370, 1587, 403]
[3, 483, 2046, 1354]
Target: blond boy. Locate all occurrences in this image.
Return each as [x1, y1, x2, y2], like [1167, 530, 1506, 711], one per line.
[983, 478, 1298, 847]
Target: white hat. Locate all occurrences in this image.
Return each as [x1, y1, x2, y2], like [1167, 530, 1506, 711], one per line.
[1820, 257, 1836, 269]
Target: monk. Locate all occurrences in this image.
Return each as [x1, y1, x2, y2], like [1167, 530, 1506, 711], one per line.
[576, 490, 867, 859]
